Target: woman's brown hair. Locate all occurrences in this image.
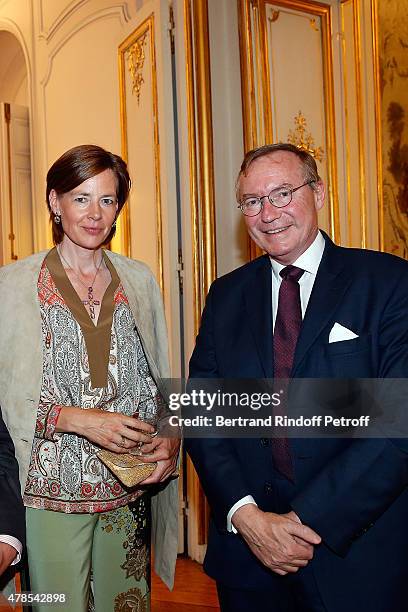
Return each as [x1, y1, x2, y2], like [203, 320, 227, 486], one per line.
[46, 144, 131, 244]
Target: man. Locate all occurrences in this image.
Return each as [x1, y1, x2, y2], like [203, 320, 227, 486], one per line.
[186, 143, 408, 611]
[0, 413, 24, 585]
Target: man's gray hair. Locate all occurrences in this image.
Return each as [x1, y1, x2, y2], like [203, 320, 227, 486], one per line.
[236, 142, 321, 201]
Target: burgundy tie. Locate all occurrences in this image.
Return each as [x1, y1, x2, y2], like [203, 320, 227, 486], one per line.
[272, 265, 304, 480]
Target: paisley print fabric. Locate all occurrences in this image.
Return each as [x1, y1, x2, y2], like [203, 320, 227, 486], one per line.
[23, 263, 162, 513]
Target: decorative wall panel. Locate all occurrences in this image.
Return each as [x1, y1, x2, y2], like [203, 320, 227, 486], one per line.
[38, 0, 130, 41]
[42, 13, 123, 162]
[238, 0, 339, 256]
[374, 0, 408, 258]
[38, 0, 88, 40]
[119, 14, 164, 290]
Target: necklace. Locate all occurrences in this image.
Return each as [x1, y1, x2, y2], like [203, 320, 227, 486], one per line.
[58, 248, 104, 319]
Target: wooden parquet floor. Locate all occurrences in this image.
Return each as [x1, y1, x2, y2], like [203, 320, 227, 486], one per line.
[152, 557, 220, 612]
[0, 558, 219, 612]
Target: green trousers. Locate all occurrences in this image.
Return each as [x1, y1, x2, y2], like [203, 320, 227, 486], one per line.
[26, 499, 150, 612]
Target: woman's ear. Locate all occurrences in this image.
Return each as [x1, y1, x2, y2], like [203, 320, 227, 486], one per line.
[49, 189, 60, 215]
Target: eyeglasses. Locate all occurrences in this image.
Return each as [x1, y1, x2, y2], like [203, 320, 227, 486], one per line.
[237, 180, 315, 217]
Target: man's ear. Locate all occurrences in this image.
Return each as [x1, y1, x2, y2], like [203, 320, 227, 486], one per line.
[313, 180, 325, 212]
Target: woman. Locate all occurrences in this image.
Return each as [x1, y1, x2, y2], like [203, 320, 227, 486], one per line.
[0, 144, 179, 611]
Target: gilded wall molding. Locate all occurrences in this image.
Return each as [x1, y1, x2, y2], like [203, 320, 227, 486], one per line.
[257, 1, 274, 145]
[340, 0, 366, 248]
[184, 0, 217, 330]
[192, 0, 217, 302]
[118, 14, 164, 291]
[184, 0, 217, 547]
[184, 0, 201, 335]
[371, 0, 384, 251]
[340, 0, 352, 246]
[238, 0, 258, 152]
[354, 0, 367, 249]
[238, 0, 271, 259]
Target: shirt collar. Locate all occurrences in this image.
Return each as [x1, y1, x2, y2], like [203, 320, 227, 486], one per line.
[270, 230, 325, 280]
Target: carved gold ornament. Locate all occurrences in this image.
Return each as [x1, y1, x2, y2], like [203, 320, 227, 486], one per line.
[267, 11, 319, 30]
[127, 32, 148, 104]
[287, 111, 324, 161]
[269, 10, 280, 23]
[309, 18, 319, 32]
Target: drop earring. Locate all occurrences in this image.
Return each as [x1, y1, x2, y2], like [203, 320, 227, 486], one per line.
[54, 212, 61, 224]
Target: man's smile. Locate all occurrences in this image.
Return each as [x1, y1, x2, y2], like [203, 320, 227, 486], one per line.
[262, 225, 291, 235]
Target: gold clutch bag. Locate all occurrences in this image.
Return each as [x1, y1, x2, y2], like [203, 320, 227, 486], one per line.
[97, 450, 157, 487]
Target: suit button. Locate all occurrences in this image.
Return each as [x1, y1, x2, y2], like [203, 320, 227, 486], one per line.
[260, 438, 270, 447]
[264, 482, 273, 495]
[353, 524, 373, 540]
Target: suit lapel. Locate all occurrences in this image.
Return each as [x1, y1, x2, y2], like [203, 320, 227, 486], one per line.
[292, 237, 352, 375]
[243, 256, 274, 378]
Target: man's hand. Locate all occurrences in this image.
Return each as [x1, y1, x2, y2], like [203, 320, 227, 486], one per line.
[138, 437, 180, 484]
[0, 542, 17, 576]
[232, 504, 321, 575]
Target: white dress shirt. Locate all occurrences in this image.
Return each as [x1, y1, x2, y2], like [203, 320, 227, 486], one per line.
[0, 535, 22, 564]
[227, 231, 326, 532]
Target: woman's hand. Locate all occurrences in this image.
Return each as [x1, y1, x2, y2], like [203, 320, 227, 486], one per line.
[56, 407, 155, 453]
[137, 437, 180, 484]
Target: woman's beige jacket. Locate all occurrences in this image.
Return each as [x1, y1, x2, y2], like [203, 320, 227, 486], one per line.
[0, 250, 178, 589]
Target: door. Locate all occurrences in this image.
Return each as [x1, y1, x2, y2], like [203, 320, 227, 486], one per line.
[0, 102, 33, 264]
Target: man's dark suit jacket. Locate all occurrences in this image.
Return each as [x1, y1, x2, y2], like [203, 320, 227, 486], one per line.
[0, 412, 24, 555]
[186, 234, 408, 612]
